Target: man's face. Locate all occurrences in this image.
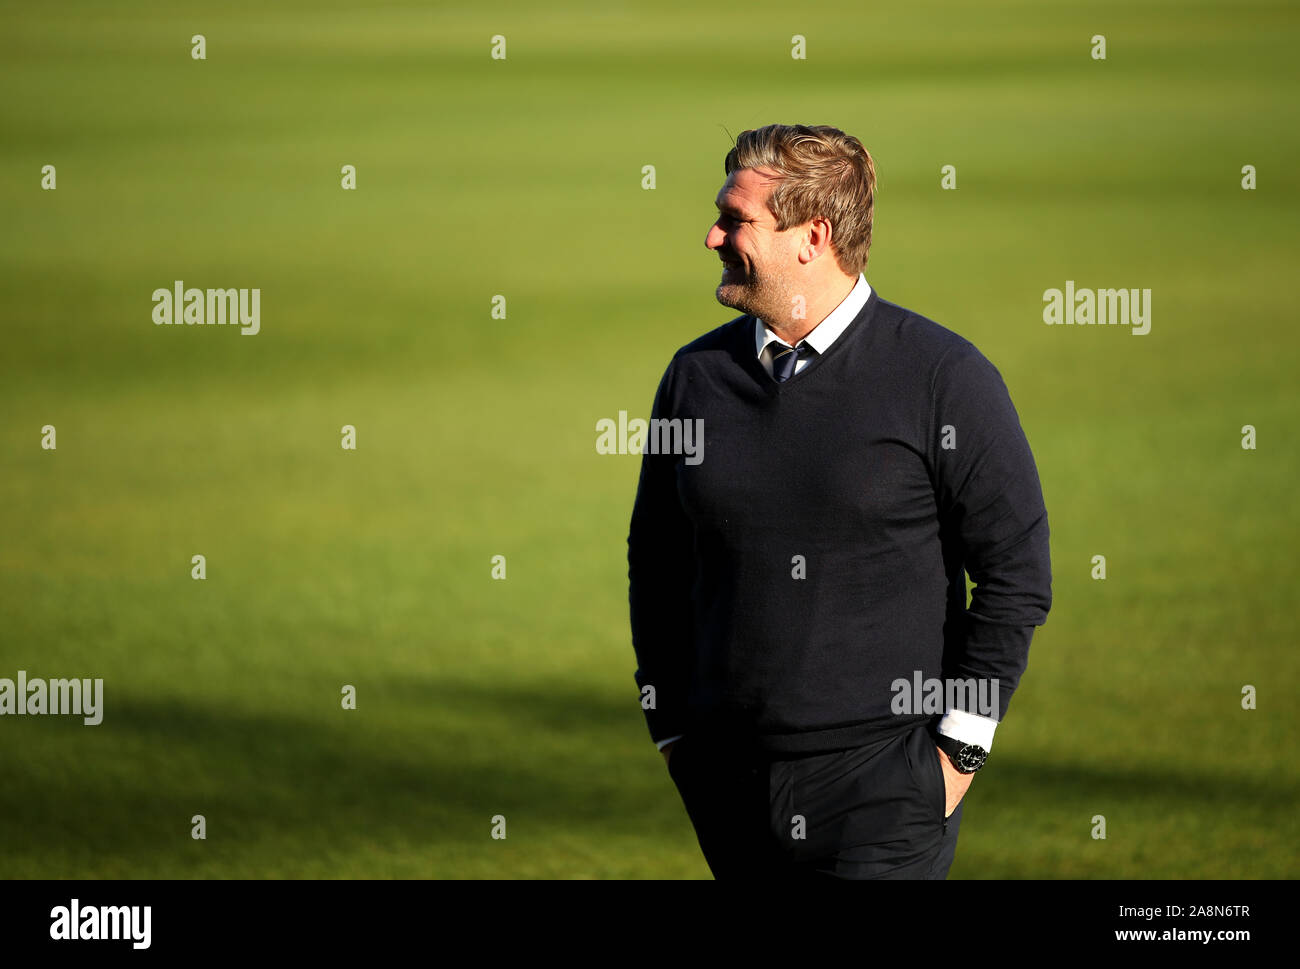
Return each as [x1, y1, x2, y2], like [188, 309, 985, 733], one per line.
[705, 167, 801, 322]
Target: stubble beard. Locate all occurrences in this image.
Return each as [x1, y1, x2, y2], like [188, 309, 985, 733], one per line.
[715, 265, 797, 327]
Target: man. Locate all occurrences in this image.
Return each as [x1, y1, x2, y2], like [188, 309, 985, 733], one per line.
[627, 123, 1052, 879]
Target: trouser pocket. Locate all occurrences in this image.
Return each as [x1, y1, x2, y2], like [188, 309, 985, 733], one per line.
[902, 724, 948, 826]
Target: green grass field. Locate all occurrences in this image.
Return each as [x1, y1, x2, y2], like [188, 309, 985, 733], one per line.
[1, 0, 1297, 878]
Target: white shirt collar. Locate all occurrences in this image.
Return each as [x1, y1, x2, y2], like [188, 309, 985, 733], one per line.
[754, 273, 873, 358]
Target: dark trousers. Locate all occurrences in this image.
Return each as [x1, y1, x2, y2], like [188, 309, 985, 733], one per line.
[667, 721, 962, 879]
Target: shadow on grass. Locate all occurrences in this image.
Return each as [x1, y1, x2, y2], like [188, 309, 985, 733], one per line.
[0, 675, 676, 876]
[3, 677, 1291, 877]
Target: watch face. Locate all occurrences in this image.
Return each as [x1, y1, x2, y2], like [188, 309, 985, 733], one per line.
[957, 745, 987, 773]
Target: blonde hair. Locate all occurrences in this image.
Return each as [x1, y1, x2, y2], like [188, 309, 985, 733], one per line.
[723, 124, 877, 276]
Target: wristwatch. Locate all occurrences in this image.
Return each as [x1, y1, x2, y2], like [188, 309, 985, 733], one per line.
[933, 731, 988, 774]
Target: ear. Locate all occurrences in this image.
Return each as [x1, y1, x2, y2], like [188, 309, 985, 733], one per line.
[799, 216, 833, 264]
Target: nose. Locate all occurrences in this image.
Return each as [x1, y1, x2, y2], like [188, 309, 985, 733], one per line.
[705, 222, 726, 251]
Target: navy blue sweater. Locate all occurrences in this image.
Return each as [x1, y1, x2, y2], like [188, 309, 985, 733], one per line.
[628, 290, 1052, 755]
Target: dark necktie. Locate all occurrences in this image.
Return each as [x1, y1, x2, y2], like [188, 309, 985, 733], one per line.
[771, 342, 815, 383]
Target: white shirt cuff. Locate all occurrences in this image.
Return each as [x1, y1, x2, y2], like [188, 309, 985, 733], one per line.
[937, 708, 997, 751]
[655, 734, 683, 751]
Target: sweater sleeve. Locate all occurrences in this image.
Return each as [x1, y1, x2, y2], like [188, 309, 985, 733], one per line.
[929, 343, 1053, 722]
[627, 360, 697, 743]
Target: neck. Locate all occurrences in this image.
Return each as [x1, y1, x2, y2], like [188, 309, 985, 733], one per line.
[764, 272, 857, 345]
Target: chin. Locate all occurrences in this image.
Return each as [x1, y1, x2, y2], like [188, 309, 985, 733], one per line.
[715, 283, 752, 312]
